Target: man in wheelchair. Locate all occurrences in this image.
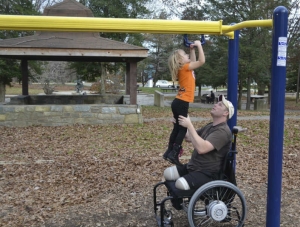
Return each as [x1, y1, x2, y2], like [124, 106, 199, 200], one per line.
[164, 94, 233, 191]
[154, 95, 247, 227]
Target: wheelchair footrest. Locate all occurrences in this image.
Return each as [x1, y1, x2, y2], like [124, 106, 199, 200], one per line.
[155, 215, 174, 227]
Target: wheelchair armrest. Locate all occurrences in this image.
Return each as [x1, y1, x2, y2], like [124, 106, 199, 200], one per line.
[233, 126, 247, 133]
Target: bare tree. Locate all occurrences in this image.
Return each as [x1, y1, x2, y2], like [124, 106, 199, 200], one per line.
[31, 0, 63, 12]
[37, 61, 79, 94]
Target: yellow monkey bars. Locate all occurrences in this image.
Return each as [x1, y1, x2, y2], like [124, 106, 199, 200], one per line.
[0, 15, 272, 39]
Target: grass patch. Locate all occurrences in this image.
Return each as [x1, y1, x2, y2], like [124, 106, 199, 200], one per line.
[285, 96, 300, 110]
[139, 86, 212, 95]
[5, 83, 77, 95]
[139, 87, 163, 94]
[6, 85, 44, 95]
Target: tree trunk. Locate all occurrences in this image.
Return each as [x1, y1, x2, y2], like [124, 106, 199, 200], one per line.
[198, 83, 201, 97]
[238, 82, 243, 110]
[257, 83, 265, 95]
[100, 63, 106, 94]
[267, 83, 271, 105]
[296, 61, 300, 103]
[0, 81, 5, 103]
[246, 77, 251, 110]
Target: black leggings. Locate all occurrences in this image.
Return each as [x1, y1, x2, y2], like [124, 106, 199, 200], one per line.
[169, 98, 189, 146]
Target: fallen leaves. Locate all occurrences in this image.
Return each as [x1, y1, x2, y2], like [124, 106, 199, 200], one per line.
[0, 108, 300, 226]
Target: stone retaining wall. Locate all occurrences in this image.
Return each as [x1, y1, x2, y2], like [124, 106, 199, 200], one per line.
[0, 104, 143, 127]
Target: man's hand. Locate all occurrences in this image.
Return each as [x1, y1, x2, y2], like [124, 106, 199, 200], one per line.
[178, 115, 192, 128]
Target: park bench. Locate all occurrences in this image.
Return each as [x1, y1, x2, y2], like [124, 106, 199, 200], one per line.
[161, 88, 178, 93]
[200, 94, 208, 103]
[250, 95, 265, 103]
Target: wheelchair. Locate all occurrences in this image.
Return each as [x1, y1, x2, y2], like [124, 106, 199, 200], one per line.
[153, 126, 247, 227]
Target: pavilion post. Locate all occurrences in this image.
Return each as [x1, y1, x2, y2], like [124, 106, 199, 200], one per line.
[126, 62, 137, 105]
[21, 59, 29, 95]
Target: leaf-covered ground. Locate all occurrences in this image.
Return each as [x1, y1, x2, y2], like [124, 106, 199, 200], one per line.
[1, 107, 300, 227]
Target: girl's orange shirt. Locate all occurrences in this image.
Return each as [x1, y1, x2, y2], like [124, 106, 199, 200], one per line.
[176, 63, 195, 103]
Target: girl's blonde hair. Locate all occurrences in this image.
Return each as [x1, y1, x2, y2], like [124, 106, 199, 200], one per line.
[168, 49, 185, 82]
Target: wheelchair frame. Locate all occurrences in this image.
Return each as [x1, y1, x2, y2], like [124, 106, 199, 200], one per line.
[153, 126, 247, 227]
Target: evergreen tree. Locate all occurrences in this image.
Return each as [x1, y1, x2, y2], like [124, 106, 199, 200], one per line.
[160, 0, 300, 107]
[0, 0, 41, 101]
[181, 0, 295, 109]
[286, 1, 300, 98]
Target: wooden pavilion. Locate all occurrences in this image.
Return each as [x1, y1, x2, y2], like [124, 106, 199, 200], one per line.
[0, 0, 148, 104]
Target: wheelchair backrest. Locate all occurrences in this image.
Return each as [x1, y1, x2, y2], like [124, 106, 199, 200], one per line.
[220, 127, 239, 185]
[221, 150, 237, 185]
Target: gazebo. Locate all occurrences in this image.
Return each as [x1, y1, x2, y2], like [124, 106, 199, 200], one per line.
[0, 0, 148, 105]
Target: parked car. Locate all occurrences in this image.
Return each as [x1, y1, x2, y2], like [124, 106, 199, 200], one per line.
[155, 80, 173, 88]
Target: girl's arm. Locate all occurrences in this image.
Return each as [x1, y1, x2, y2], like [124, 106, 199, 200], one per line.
[190, 46, 196, 62]
[189, 40, 205, 70]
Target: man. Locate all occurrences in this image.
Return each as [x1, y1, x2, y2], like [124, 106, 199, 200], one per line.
[163, 95, 234, 190]
[205, 90, 215, 104]
[210, 90, 215, 103]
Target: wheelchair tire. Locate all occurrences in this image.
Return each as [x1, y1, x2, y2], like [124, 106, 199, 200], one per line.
[187, 180, 246, 227]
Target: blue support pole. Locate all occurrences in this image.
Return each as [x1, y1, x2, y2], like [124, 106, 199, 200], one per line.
[227, 29, 240, 131]
[266, 6, 288, 227]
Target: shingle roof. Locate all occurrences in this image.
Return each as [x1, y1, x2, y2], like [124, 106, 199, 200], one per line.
[0, 0, 148, 62]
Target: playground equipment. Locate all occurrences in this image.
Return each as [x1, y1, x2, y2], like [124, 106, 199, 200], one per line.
[183, 34, 206, 47]
[0, 6, 288, 227]
[0, 15, 272, 38]
[154, 126, 247, 226]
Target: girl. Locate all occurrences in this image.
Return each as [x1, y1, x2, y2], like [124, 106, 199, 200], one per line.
[163, 40, 205, 166]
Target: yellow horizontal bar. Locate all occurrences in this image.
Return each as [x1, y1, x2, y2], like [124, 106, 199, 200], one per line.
[0, 15, 224, 35]
[0, 15, 273, 39]
[222, 20, 273, 33]
[224, 32, 235, 39]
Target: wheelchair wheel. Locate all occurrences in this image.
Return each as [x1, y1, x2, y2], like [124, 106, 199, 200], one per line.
[188, 180, 246, 227]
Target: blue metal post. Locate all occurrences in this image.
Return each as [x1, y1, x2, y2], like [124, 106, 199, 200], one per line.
[227, 29, 240, 131]
[266, 6, 288, 227]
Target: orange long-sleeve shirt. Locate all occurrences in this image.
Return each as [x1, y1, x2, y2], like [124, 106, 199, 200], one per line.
[176, 63, 195, 103]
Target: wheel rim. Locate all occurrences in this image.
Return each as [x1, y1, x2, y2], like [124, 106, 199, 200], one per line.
[188, 181, 246, 227]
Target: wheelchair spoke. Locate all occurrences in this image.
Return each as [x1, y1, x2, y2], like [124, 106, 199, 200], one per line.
[188, 181, 246, 227]
[193, 216, 212, 226]
[219, 187, 232, 201]
[203, 189, 216, 201]
[223, 192, 236, 205]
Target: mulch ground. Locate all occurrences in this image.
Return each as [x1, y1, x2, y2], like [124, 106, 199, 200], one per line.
[1, 91, 300, 226]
